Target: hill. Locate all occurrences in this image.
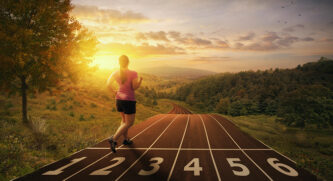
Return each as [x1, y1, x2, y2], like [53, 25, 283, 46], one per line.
[0, 69, 174, 181]
[168, 57, 333, 128]
[138, 66, 216, 79]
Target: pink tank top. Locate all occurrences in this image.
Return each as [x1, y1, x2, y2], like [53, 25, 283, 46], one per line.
[109, 69, 138, 101]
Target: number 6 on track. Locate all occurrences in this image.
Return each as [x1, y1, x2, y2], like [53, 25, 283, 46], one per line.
[267, 158, 298, 177]
[184, 158, 202, 176]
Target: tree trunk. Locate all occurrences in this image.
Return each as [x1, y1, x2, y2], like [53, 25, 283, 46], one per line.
[21, 76, 28, 123]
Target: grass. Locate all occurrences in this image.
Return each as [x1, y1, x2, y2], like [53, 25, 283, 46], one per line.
[0, 89, 173, 181]
[221, 114, 333, 181]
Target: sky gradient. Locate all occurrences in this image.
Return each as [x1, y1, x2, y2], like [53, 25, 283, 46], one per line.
[71, 0, 333, 72]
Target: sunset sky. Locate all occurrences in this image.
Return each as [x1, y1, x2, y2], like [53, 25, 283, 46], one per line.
[71, 0, 333, 72]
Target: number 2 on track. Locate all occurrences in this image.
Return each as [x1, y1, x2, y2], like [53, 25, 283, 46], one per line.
[90, 157, 125, 175]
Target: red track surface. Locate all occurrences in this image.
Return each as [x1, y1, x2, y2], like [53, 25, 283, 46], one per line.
[15, 104, 317, 181]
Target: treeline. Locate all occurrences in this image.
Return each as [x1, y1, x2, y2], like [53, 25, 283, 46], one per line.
[166, 57, 333, 128]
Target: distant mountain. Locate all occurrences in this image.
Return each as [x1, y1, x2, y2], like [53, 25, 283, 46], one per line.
[137, 66, 216, 79]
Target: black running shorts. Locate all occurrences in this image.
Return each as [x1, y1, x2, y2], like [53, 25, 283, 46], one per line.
[116, 99, 136, 114]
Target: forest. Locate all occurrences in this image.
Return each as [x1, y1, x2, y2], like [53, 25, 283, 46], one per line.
[167, 57, 333, 128]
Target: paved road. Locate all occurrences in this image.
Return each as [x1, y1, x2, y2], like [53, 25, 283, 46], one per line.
[15, 104, 317, 181]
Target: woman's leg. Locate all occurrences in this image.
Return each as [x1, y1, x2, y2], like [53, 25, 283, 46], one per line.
[113, 113, 135, 142]
[120, 112, 129, 139]
[124, 113, 135, 138]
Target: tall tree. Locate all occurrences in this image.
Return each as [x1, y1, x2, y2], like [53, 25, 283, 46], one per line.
[0, 0, 98, 123]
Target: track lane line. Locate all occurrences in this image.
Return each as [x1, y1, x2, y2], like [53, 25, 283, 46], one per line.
[63, 114, 169, 181]
[199, 114, 221, 181]
[253, 134, 296, 164]
[115, 115, 180, 181]
[167, 114, 190, 181]
[211, 114, 296, 164]
[208, 114, 273, 181]
[86, 147, 272, 151]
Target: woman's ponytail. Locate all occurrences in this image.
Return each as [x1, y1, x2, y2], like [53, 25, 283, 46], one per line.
[119, 55, 129, 84]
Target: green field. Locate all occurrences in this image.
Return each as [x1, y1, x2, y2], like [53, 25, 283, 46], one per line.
[221, 114, 333, 181]
[0, 91, 172, 181]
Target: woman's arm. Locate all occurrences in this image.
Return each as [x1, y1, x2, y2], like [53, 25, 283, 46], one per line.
[132, 77, 143, 90]
[106, 75, 117, 94]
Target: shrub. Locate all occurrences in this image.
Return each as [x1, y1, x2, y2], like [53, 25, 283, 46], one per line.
[79, 115, 85, 121]
[69, 112, 74, 117]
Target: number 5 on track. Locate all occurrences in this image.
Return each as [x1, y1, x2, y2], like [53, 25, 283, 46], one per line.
[184, 158, 203, 176]
[227, 158, 250, 176]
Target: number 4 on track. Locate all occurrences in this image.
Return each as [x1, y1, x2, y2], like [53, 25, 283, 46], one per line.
[184, 158, 203, 176]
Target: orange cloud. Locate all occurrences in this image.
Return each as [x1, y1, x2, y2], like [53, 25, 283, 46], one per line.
[136, 31, 170, 42]
[72, 5, 150, 25]
[98, 42, 185, 57]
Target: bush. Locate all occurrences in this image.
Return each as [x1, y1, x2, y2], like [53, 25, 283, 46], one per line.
[79, 115, 85, 121]
[69, 112, 74, 117]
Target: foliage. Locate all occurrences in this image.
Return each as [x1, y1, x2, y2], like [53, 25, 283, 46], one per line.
[170, 58, 333, 127]
[0, 0, 98, 122]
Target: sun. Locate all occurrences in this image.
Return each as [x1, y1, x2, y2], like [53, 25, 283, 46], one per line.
[91, 54, 119, 69]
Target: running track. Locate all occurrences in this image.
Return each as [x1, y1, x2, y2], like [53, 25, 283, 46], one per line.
[15, 104, 317, 181]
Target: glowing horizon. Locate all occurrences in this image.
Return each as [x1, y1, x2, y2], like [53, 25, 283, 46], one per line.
[73, 0, 333, 72]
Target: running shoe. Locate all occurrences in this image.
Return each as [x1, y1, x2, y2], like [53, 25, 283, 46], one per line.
[123, 139, 133, 145]
[108, 138, 117, 153]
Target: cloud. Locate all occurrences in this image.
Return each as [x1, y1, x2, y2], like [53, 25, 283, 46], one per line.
[237, 32, 255, 41]
[282, 24, 305, 32]
[261, 32, 280, 42]
[190, 56, 231, 63]
[243, 42, 278, 51]
[136, 31, 170, 42]
[232, 31, 314, 51]
[214, 39, 230, 48]
[72, 5, 150, 25]
[276, 36, 299, 47]
[99, 42, 185, 57]
[321, 38, 333, 42]
[302, 37, 314, 41]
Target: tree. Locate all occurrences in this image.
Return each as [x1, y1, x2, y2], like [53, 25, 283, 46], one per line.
[215, 97, 230, 114]
[0, 0, 98, 123]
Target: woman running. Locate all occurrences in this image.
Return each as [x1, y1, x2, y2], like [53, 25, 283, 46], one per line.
[106, 55, 143, 153]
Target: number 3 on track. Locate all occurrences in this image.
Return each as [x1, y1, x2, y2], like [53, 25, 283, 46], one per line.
[138, 157, 164, 176]
[184, 158, 203, 176]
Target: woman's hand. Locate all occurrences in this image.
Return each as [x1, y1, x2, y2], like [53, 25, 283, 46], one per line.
[132, 76, 143, 90]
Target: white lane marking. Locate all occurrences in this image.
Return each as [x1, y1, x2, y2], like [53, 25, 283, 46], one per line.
[167, 114, 190, 181]
[199, 114, 221, 181]
[63, 114, 169, 181]
[86, 147, 272, 151]
[115, 115, 180, 181]
[212, 114, 296, 164]
[208, 114, 273, 181]
[255, 137, 296, 164]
